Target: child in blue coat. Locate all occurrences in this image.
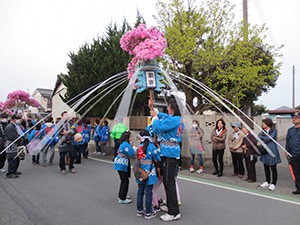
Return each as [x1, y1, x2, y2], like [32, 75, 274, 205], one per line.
[136, 129, 161, 219]
[114, 131, 135, 204]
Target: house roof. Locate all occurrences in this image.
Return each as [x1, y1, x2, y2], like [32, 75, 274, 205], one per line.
[35, 88, 53, 99]
[50, 74, 65, 99]
[268, 105, 297, 114]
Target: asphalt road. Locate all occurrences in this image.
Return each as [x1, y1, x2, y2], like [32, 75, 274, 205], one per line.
[0, 155, 299, 225]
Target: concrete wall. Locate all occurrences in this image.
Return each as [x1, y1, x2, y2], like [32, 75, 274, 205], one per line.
[94, 114, 294, 168]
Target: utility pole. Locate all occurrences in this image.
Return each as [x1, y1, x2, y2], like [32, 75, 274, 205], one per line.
[243, 0, 248, 41]
[292, 65, 295, 108]
[243, 0, 251, 115]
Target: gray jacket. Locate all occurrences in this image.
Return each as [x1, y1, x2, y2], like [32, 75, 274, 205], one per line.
[5, 123, 21, 159]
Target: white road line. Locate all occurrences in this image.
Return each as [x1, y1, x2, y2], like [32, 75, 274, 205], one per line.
[90, 157, 300, 206]
[178, 175, 300, 206]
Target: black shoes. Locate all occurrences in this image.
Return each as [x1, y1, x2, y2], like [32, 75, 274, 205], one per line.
[212, 171, 219, 175]
[15, 171, 22, 175]
[292, 189, 300, 195]
[217, 172, 223, 177]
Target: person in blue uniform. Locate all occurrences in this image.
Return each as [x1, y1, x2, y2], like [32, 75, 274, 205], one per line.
[149, 98, 183, 222]
[136, 129, 161, 219]
[114, 131, 135, 204]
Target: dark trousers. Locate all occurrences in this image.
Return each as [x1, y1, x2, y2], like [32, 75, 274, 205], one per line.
[73, 145, 84, 163]
[263, 164, 278, 185]
[95, 140, 101, 153]
[0, 152, 6, 169]
[114, 139, 120, 158]
[6, 157, 20, 176]
[117, 170, 130, 200]
[83, 143, 88, 158]
[161, 157, 180, 216]
[59, 151, 75, 171]
[32, 153, 40, 164]
[245, 156, 257, 182]
[290, 156, 300, 189]
[231, 152, 245, 175]
[212, 149, 224, 172]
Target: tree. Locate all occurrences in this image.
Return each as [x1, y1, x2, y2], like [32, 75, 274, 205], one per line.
[62, 21, 131, 118]
[62, 11, 149, 118]
[251, 103, 268, 116]
[155, 0, 282, 113]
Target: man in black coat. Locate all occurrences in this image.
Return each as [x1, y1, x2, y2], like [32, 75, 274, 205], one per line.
[5, 114, 23, 178]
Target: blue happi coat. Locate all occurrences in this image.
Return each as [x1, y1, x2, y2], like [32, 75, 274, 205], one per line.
[82, 125, 91, 143]
[114, 141, 135, 172]
[152, 112, 184, 159]
[136, 142, 161, 185]
[99, 125, 109, 143]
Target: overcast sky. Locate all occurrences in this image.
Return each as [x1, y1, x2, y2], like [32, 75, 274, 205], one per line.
[0, 0, 299, 110]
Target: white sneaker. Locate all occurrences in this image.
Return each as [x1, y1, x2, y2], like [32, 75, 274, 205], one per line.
[160, 205, 168, 212]
[96, 152, 101, 155]
[0, 169, 6, 173]
[260, 182, 269, 188]
[189, 167, 195, 173]
[269, 184, 276, 191]
[196, 169, 204, 174]
[93, 151, 97, 154]
[118, 198, 132, 204]
[160, 213, 181, 221]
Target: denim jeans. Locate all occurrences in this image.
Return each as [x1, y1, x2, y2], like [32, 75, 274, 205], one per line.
[161, 156, 179, 216]
[190, 154, 203, 167]
[137, 183, 153, 214]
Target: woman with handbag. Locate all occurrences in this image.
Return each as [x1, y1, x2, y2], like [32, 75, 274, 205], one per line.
[258, 118, 281, 191]
[135, 129, 161, 219]
[113, 131, 135, 204]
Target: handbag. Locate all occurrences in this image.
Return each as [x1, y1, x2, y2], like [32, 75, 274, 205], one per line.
[257, 145, 268, 155]
[133, 158, 151, 182]
[17, 146, 26, 160]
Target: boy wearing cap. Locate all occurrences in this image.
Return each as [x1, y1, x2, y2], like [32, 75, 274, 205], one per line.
[228, 122, 245, 178]
[286, 111, 300, 194]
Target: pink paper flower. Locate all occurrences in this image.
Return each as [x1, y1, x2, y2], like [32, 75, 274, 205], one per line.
[120, 24, 167, 79]
[3, 98, 17, 109]
[26, 98, 40, 107]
